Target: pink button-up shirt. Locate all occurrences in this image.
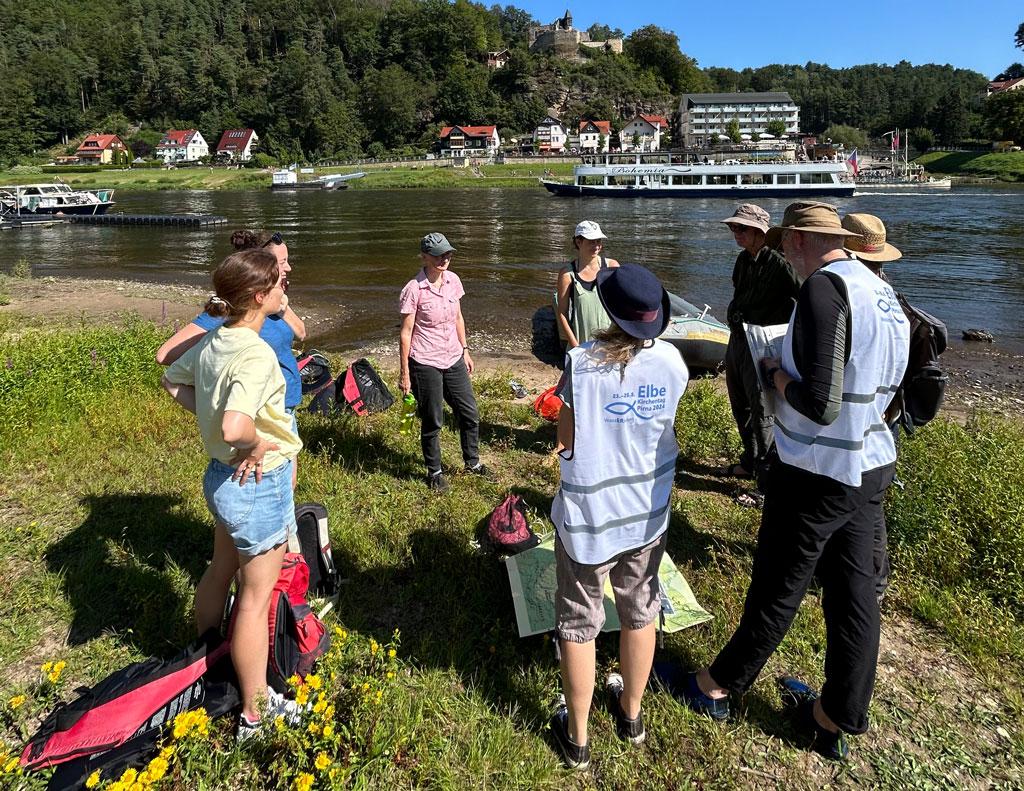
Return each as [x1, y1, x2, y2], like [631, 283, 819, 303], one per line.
[399, 269, 466, 369]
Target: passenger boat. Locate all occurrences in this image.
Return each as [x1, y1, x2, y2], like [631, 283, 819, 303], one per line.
[660, 294, 730, 372]
[853, 128, 951, 191]
[541, 152, 854, 198]
[0, 182, 115, 215]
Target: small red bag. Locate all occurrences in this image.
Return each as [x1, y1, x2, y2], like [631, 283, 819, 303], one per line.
[533, 386, 562, 422]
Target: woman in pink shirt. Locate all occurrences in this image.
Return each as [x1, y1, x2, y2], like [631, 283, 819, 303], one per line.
[398, 233, 487, 493]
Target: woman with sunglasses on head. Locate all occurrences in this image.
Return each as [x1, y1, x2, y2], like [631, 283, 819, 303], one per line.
[162, 249, 302, 739]
[398, 232, 486, 493]
[555, 220, 620, 352]
[157, 230, 305, 486]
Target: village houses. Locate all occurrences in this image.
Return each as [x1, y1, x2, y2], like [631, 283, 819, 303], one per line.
[74, 134, 131, 165]
[578, 121, 611, 153]
[618, 114, 670, 152]
[156, 129, 210, 164]
[533, 116, 568, 154]
[436, 125, 500, 158]
[215, 128, 260, 162]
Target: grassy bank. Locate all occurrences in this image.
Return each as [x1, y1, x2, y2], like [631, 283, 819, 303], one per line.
[1, 317, 1022, 789]
[0, 163, 573, 193]
[915, 151, 1024, 182]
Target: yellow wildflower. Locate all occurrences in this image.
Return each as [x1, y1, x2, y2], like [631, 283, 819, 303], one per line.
[48, 660, 67, 684]
[295, 686, 310, 706]
[323, 705, 335, 721]
[308, 722, 320, 736]
[292, 772, 314, 791]
[159, 745, 175, 760]
[136, 771, 151, 785]
[8, 695, 26, 709]
[386, 672, 395, 680]
[107, 782, 126, 791]
[305, 674, 322, 691]
[333, 627, 347, 640]
[41, 662, 52, 674]
[361, 683, 370, 693]
[314, 752, 330, 771]
[369, 639, 379, 654]
[146, 756, 169, 782]
[275, 715, 287, 733]
[4, 757, 21, 774]
[85, 770, 101, 788]
[388, 649, 396, 659]
[130, 783, 144, 791]
[328, 766, 340, 780]
[288, 674, 303, 689]
[313, 699, 327, 715]
[321, 724, 334, 739]
[119, 768, 138, 785]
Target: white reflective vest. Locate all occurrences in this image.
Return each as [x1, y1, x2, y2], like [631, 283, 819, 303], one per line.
[774, 259, 910, 486]
[551, 339, 689, 564]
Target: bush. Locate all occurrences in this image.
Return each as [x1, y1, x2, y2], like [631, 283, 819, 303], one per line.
[251, 152, 278, 169]
[675, 380, 741, 465]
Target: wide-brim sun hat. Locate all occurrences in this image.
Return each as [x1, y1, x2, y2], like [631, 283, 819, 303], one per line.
[595, 263, 670, 340]
[842, 213, 902, 262]
[574, 220, 608, 240]
[765, 201, 862, 248]
[720, 203, 771, 234]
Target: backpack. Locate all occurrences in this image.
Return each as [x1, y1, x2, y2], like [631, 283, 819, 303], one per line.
[486, 494, 540, 555]
[296, 350, 336, 416]
[289, 502, 339, 597]
[228, 553, 331, 694]
[893, 292, 948, 433]
[20, 630, 239, 791]
[532, 385, 562, 423]
[338, 358, 395, 416]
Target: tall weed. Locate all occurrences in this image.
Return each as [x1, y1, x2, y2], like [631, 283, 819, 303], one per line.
[675, 379, 742, 464]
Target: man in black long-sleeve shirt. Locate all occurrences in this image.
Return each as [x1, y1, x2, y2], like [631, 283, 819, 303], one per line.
[719, 204, 801, 481]
[679, 202, 910, 762]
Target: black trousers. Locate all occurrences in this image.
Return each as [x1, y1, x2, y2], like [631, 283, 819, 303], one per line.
[724, 330, 775, 474]
[709, 460, 895, 734]
[409, 356, 480, 474]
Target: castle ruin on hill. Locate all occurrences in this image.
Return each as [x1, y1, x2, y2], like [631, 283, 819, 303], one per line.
[528, 10, 623, 61]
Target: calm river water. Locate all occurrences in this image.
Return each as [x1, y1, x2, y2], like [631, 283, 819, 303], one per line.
[3, 186, 1023, 353]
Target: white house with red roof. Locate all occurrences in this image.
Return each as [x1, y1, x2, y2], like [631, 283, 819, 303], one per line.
[578, 120, 611, 153]
[215, 128, 259, 162]
[156, 129, 209, 164]
[987, 77, 1024, 96]
[74, 134, 130, 165]
[619, 114, 670, 152]
[437, 125, 500, 158]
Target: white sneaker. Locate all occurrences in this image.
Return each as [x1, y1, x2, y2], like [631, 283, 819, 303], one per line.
[266, 687, 303, 726]
[236, 713, 261, 743]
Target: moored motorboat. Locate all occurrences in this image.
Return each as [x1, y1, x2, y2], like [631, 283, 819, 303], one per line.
[0, 182, 115, 215]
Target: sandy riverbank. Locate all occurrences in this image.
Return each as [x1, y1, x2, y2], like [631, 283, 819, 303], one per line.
[3, 274, 1022, 416]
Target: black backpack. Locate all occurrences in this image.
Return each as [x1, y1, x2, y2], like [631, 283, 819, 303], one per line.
[296, 350, 336, 416]
[337, 358, 395, 415]
[20, 631, 239, 790]
[893, 292, 948, 433]
[289, 502, 339, 597]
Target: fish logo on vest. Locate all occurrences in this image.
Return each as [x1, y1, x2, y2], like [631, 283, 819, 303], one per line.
[604, 383, 667, 422]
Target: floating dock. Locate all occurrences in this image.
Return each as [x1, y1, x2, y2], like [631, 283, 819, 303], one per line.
[67, 214, 228, 227]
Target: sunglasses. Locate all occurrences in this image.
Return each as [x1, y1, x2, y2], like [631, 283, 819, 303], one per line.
[261, 232, 284, 248]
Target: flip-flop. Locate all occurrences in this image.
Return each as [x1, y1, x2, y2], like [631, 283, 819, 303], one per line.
[715, 464, 753, 479]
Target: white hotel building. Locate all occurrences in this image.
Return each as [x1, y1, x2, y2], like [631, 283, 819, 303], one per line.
[678, 92, 799, 148]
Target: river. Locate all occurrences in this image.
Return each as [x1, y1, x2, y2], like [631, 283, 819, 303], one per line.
[3, 186, 1023, 354]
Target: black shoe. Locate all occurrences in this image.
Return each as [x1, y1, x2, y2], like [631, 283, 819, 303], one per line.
[655, 664, 730, 722]
[549, 700, 590, 770]
[426, 471, 450, 493]
[776, 676, 849, 761]
[605, 673, 646, 744]
[465, 462, 491, 477]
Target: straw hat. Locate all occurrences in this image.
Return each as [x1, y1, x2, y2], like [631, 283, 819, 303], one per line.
[720, 203, 771, 234]
[841, 214, 902, 262]
[765, 201, 861, 248]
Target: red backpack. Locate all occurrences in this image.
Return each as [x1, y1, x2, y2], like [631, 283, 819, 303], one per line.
[228, 553, 330, 693]
[486, 494, 540, 555]
[532, 386, 562, 423]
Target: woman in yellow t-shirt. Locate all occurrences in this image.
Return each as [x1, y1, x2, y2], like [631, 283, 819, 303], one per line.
[162, 249, 302, 738]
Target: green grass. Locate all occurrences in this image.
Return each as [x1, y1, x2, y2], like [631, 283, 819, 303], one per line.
[0, 318, 1022, 789]
[0, 163, 574, 193]
[915, 151, 1024, 182]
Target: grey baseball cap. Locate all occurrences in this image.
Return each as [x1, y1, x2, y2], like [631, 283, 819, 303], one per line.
[420, 232, 456, 256]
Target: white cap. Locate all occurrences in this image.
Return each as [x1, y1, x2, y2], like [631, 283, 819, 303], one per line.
[574, 220, 608, 240]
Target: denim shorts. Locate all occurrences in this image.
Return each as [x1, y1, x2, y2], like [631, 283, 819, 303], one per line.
[202, 458, 296, 557]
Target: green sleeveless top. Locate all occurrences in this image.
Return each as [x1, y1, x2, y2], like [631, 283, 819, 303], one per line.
[568, 257, 612, 344]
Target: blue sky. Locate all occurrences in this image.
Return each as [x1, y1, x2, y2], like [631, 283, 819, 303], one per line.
[511, 2, 1022, 79]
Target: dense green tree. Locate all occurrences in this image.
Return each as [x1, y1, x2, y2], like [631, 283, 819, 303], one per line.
[986, 91, 1024, 142]
[822, 124, 867, 150]
[0, 72, 43, 165]
[929, 88, 970, 145]
[360, 64, 426, 149]
[623, 25, 711, 94]
[725, 118, 741, 143]
[996, 64, 1024, 80]
[766, 119, 787, 137]
[1016, 21, 1024, 50]
[586, 23, 623, 40]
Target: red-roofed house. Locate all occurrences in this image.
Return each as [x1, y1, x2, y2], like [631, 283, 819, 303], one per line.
[215, 128, 259, 162]
[156, 129, 209, 164]
[578, 120, 611, 153]
[987, 77, 1024, 96]
[437, 125, 500, 158]
[75, 134, 130, 165]
[619, 114, 670, 152]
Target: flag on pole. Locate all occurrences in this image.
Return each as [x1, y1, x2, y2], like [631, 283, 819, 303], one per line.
[846, 148, 859, 176]
[893, 130, 900, 151]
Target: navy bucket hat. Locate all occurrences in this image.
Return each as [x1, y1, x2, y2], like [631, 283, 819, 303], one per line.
[595, 263, 671, 340]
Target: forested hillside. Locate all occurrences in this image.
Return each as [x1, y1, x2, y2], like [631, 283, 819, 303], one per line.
[0, 0, 991, 164]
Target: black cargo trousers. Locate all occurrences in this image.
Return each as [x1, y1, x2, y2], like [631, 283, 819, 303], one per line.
[708, 459, 896, 734]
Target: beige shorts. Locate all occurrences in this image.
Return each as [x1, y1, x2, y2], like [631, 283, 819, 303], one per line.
[554, 532, 667, 643]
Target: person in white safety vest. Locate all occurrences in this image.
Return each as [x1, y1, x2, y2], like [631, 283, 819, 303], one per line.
[547, 263, 689, 770]
[677, 202, 909, 762]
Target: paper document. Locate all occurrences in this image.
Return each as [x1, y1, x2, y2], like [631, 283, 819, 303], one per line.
[505, 533, 712, 638]
[743, 323, 789, 412]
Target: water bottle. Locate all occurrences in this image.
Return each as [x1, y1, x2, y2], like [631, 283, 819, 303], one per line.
[399, 393, 417, 436]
